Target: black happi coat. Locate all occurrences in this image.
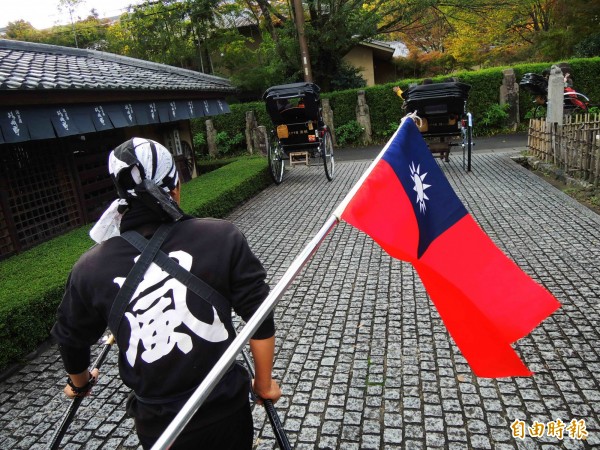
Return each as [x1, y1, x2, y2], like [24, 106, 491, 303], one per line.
[52, 215, 273, 437]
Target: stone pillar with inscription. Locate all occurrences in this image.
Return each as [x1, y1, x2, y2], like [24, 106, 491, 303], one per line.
[255, 125, 268, 156]
[321, 98, 337, 146]
[245, 110, 258, 155]
[546, 65, 564, 125]
[355, 90, 372, 145]
[206, 119, 218, 157]
[500, 68, 520, 131]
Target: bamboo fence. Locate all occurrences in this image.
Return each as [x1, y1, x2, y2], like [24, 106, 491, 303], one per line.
[527, 113, 600, 185]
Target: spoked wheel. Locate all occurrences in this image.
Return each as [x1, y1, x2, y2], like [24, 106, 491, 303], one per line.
[268, 135, 285, 184]
[321, 129, 334, 181]
[461, 112, 473, 172]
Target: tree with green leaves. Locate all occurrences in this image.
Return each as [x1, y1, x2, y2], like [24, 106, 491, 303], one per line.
[114, 1, 193, 67]
[107, 0, 231, 72]
[3, 14, 110, 50]
[3, 21, 42, 42]
[57, 0, 86, 47]
[4, 0, 599, 94]
[236, 0, 523, 88]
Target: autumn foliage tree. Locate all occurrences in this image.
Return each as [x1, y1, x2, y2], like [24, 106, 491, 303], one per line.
[2, 0, 598, 92]
[395, 0, 600, 74]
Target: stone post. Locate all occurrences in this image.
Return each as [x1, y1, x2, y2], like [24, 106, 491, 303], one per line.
[206, 119, 218, 157]
[321, 98, 337, 146]
[546, 65, 564, 164]
[547, 65, 564, 125]
[255, 125, 269, 156]
[355, 90, 372, 145]
[245, 110, 258, 155]
[500, 68, 519, 131]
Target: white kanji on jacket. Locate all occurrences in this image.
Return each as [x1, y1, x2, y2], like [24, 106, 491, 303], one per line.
[113, 250, 229, 366]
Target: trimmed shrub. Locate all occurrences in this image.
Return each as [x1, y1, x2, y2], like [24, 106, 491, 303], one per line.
[476, 103, 511, 134]
[180, 157, 271, 218]
[0, 225, 94, 371]
[323, 89, 359, 129]
[195, 156, 239, 175]
[193, 57, 600, 143]
[364, 84, 406, 139]
[335, 120, 364, 146]
[0, 156, 269, 372]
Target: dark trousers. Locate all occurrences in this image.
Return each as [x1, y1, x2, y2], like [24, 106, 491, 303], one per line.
[137, 402, 254, 450]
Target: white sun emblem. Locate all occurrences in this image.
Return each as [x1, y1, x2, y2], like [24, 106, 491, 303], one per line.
[410, 162, 431, 214]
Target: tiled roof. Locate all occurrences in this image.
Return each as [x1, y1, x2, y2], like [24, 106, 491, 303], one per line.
[361, 39, 409, 57]
[0, 39, 235, 93]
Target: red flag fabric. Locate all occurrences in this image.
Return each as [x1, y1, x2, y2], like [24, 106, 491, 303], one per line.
[338, 118, 560, 377]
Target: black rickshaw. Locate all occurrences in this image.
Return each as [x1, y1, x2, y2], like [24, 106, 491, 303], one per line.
[402, 81, 474, 171]
[263, 82, 334, 184]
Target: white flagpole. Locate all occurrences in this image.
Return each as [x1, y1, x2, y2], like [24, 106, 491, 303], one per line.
[152, 114, 414, 450]
[151, 215, 338, 450]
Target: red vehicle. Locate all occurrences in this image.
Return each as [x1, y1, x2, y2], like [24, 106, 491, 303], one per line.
[519, 72, 590, 114]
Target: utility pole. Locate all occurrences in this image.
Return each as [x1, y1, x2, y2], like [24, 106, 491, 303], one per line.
[292, 0, 313, 82]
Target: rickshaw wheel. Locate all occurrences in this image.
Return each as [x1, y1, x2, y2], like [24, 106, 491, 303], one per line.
[321, 129, 334, 181]
[268, 135, 284, 184]
[461, 113, 473, 172]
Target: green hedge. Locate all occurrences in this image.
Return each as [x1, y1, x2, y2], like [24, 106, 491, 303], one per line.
[0, 225, 95, 374]
[180, 157, 271, 218]
[195, 157, 240, 175]
[0, 156, 270, 372]
[191, 57, 600, 145]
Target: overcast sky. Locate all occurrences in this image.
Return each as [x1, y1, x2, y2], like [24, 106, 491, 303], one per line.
[1, 0, 147, 30]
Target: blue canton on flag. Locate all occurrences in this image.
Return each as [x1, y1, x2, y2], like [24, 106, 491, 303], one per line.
[382, 120, 467, 258]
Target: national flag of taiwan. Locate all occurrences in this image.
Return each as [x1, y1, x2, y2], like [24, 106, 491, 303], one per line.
[337, 118, 560, 377]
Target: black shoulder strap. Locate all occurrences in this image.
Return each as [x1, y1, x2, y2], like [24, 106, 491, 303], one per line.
[108, 223, 174, 336]
[119, 229, 230, 318]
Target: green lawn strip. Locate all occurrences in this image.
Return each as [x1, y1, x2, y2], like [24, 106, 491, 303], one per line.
[0, 156, 269, 371]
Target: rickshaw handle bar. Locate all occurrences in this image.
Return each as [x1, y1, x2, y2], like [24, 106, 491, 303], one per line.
[151, 215, 339, 450]
[47, 335, 115, 450]
[241, 349, 292, 450]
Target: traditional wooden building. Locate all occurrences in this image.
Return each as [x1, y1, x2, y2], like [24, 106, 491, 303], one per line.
[0, 39, 235, 259]
[341, 40, 400, 86]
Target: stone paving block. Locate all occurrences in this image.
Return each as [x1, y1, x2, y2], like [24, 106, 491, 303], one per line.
[403, 439, 425, 449]
[316, 435, 337, 449]
[298, 426, 320, 442]
[99, 437, 125, 449]
[382, 427, 403, 444]
[2, 152, 600, 449]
